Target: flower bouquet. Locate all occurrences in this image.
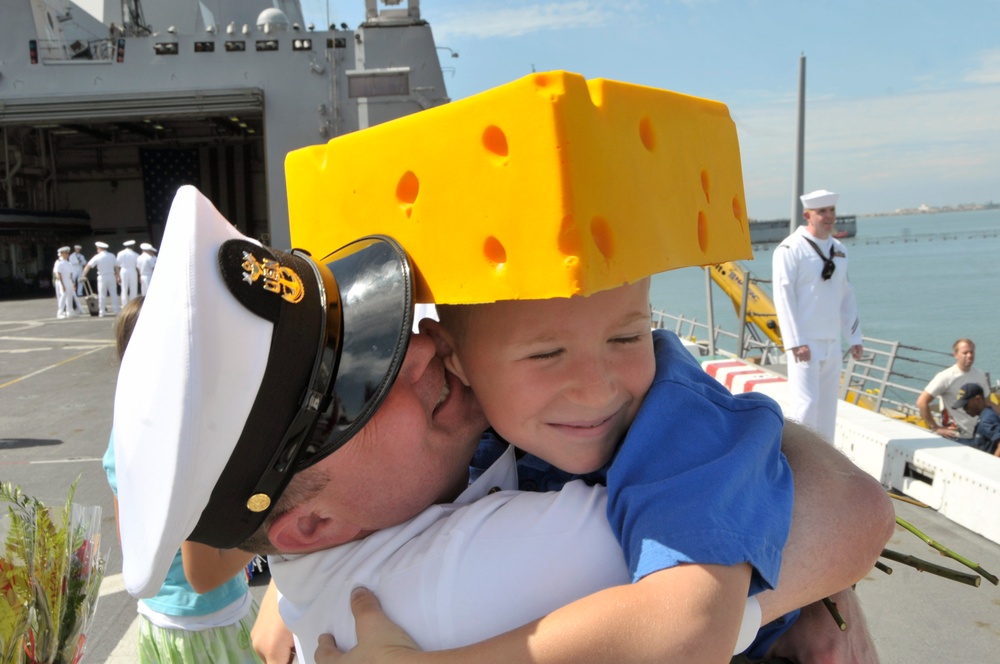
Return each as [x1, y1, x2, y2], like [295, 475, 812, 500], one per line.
[0, 482, 105, 664]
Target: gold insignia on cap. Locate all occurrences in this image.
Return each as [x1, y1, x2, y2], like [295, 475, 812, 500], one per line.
[240, 251, 305, 303]
[247, 493, 271, 512]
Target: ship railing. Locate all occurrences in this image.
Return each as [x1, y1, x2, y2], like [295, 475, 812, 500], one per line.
[650, 309, 991, 426]
[840, 338, 990, 424]
[31, 37, 115, 63]
[650, 309, 785, 365]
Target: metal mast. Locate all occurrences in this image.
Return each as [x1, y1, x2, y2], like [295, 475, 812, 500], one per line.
[121, 0, 153, 37]
[790, 53, 806, 234]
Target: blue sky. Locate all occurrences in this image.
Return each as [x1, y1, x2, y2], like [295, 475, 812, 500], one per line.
[303, 1, 1000, 218]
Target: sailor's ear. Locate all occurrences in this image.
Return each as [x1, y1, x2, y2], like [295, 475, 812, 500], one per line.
[266, 504, 361, 554]
[419, 318, 470, 386]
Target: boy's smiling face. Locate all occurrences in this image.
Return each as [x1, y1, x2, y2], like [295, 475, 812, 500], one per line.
[440, 279, 655, 474]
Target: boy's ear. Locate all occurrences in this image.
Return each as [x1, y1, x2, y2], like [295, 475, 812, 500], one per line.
[418, 318, 471, 386]
[267, 504, 361, 554]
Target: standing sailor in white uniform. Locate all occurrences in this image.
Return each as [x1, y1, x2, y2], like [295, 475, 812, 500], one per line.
[53, 247, 77, 319]
[83, 241, 120, 316]
[117, 239, 141, 306]
[69, 244, 87, 296]
[772, 189, 863, 443]
[137, 242, 157, 295]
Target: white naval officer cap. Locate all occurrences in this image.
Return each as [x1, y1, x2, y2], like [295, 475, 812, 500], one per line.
[114, 185, 414, 598]
[95, 241, 109, 249]
[140, 242, 153, 251]
[800, 189, 839, 210]
[58, 246, 70, 253]
[123, 240, 136, 247]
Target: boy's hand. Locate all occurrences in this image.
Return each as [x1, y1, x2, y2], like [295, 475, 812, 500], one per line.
[314, 587, 423, 663]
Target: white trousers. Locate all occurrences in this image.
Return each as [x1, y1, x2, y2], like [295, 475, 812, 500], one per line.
[120, 270, 138, 306]
[56, 282, 71, 317]
[72, 266, 84, 295]
[97, 273, 119, 315]
[785, 338, 842, 444]
[140, 274, 151, 296]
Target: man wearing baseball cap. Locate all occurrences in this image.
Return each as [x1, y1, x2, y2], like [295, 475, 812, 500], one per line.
[772, 189, 864, 443]
[113, 186, 888, 663]
[951, 383, 1000, 456]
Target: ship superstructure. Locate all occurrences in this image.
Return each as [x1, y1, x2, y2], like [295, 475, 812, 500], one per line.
[0, 0, 448, 288]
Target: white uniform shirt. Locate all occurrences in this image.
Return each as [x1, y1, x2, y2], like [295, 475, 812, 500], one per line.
[271, 446, 759, 662]
[117, 247, 140, 272]
[137, 252, 157, 277]
[54, 258, 73, 287]
[69, 251, 87, 271]
[86, 250, 118, 276]
[925, 364, 990, 436]
[772, 226, 862, 349]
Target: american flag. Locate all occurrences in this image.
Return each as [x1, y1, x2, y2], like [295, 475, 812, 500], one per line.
[140, 148, 201, 240]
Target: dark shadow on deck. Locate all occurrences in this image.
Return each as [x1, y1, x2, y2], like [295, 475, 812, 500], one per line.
[0, 438, 63, 450]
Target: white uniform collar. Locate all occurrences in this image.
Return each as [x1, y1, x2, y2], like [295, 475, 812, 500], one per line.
[455, 444, 519, 504]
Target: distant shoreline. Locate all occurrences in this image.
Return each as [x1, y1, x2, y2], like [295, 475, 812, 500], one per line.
[862, 203, 999, 218]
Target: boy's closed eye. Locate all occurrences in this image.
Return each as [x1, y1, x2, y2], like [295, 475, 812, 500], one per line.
[526, 348, 565, 361]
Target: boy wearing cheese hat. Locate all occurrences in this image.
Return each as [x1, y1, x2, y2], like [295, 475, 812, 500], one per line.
[277, 72, 887, 662]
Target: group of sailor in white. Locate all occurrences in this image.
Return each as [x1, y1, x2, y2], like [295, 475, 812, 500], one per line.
[55, 239, 156, 318]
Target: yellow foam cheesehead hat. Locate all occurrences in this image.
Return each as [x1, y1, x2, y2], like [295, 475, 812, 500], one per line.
[287, 70, 750, 304]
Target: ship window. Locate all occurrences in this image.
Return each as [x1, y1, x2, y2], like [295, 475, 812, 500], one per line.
[225, 41, 246, 52]
[194, 41, 216, 53]
[255, 40, 279, 51]
[347, 70, 409, 98]
[154, 43, 179, 55]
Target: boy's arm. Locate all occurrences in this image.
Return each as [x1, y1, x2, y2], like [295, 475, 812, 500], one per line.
[756, 421, 893, 622]
[180, 541, 256, 594]
[320, 563, 751, 664]
[312, 422, 892, 664]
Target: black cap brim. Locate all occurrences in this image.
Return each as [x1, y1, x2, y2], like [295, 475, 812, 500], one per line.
[297, 235, 414, 470]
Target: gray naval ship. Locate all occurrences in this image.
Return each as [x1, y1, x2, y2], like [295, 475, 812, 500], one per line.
[2, 2, 999, 662]
[1, 0, 447, 290]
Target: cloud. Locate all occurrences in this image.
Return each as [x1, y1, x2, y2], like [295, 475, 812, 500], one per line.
[434, 1, 624, 39]
[734, 84, 1000, 216]
[963, 48, 1000, 84]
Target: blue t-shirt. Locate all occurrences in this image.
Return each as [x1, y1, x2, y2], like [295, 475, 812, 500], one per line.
[103, 434, 250, 617]
[516, 329, 793, 592]
[607, 330, 792, 593]
[507, 330, 795, 657]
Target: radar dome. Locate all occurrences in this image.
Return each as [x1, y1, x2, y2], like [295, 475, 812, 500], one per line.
[257, 8, 291, 32]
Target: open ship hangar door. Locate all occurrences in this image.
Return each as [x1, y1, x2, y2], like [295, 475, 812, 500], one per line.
[0, 88, 267, 245]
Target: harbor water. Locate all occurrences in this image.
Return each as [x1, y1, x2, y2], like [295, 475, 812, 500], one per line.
[651, 208, 1000, 382]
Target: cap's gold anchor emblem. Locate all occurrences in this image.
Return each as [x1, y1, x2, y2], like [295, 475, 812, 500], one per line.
[241, 251, 305, 303]
[246, 493, 271, 513]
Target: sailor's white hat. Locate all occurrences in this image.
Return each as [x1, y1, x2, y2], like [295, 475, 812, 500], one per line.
[123, 240, 136, 247]
[57, 246, 71, 253]
[140, 242, 153, 251]
[800, 189, 839, 210]
[73, 245, 82, 249]
[95, 241, 109, 249]
[114, 186, 413, 598]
